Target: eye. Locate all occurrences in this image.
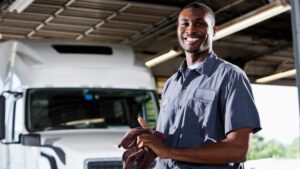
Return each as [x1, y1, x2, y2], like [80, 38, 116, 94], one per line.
[180, 22, 189, 27]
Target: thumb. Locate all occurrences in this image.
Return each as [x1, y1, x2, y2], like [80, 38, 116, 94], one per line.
[138, 116, 149, 129]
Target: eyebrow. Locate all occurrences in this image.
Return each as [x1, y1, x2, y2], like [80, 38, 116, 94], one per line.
[179, 18, 205, 22]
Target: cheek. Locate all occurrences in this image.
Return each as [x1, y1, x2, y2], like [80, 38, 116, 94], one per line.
[176, 31, 181, 39]
[177, 31, 184, 43]
[177, 28, 183, 37]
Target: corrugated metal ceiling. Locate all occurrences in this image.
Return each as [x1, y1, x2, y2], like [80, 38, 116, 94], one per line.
[0, 0, 296, 86]
[0, 0, 179, 43]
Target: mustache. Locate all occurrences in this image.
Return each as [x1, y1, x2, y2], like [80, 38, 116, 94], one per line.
[182, 32, 201, 38]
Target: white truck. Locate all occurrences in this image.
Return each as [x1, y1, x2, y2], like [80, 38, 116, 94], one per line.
[0, 40, 159, 169]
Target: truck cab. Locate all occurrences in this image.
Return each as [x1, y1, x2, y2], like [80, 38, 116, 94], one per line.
[0, 40, 159, 169]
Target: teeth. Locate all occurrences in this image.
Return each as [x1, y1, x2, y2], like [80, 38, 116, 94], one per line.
[186, 37, 198, 42]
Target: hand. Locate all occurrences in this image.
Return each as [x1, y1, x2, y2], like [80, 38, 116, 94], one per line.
[137, 116, 170, 159]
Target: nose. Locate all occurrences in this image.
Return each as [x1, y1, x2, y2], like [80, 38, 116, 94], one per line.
[186, 24, 197, 34]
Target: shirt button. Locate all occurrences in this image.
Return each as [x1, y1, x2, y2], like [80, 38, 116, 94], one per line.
[173, 125, 177, 129]
[178, 105, 182, 109]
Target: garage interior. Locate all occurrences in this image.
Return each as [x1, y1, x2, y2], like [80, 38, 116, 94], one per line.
[0, 0, 297, 94]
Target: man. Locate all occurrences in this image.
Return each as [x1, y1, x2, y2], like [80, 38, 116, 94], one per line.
[137, 2, 261, 169]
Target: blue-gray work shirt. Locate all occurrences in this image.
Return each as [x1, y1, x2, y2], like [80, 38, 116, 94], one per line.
[154, 52, 261, 169]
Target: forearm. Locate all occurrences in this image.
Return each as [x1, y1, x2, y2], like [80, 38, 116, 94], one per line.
[160, 128, 253, 164]
[166, 138, 248, 164]
[138, 124, 253, 164]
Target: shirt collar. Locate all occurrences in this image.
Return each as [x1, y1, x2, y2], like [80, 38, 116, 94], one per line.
[176, 60, 187, 80]
[176, 52, 218, 80]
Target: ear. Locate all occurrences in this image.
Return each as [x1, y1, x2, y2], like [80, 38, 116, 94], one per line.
[213, 26, 217, 37]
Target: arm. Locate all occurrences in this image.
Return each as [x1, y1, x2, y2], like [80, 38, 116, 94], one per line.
[166, 128, 252, 164]
[137, 117, 252, 164]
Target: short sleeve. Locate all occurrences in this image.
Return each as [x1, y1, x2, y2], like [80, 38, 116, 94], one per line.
[223, 69, 261, 135]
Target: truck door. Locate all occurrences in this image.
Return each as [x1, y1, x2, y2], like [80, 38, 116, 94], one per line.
[0, 93, 26, 169]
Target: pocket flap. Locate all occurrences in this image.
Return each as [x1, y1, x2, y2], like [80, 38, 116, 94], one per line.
[193, 89, 216, 102]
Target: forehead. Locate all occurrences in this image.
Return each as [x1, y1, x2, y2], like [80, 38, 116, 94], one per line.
[178, 7, 210, 20]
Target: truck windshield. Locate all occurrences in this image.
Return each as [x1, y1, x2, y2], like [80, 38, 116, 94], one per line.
[26, 88, 159, 132]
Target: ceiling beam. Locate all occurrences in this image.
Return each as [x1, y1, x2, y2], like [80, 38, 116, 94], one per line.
[26, 0, 76, 38]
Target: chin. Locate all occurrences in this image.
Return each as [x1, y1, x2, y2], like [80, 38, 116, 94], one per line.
[186, 50, 201, 55]
[184, 46, 199, 53]
[187, 48, 210, 55]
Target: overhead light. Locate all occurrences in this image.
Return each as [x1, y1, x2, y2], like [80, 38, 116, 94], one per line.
[145, 49, 182, 68]
[214, 2, 291, 41]
[256, 69, 296, 83]
[8, 0, 34, 13]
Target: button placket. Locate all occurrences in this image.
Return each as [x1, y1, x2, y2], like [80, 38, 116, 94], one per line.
[177, 88, 186, 111]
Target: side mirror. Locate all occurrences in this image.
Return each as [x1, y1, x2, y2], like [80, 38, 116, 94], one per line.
[0, 95, 5, 140]
[21, 134, 41, 146]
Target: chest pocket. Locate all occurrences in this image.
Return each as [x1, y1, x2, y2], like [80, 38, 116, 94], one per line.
[179, 89, 216, 147]
[192, 89, 216, 118]
[183, 89, 216, 133]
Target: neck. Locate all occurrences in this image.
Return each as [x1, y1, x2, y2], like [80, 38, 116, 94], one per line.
[185, 50, 210, 66]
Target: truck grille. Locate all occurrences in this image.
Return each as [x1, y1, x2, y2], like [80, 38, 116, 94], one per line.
[86, 160, 122, 169]
[85, 159, 156, 169]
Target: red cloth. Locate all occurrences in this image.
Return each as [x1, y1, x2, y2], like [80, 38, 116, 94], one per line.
[118, 127, 165, 169]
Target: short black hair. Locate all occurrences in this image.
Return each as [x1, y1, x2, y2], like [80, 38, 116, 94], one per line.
[180, 2, 215, 26]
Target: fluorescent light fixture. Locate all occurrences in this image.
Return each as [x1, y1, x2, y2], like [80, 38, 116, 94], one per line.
[145, 49, 182, 68]
[256, 69, 296, 83]
[214, 2, 291, 41]
[8, 0, 34, 13]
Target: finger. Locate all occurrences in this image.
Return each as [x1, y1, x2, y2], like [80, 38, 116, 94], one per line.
[137, 135, 150, 148]
[137, 136, 141, 145]
[138, 116, 149, 129]
[138, 141, 144, 148]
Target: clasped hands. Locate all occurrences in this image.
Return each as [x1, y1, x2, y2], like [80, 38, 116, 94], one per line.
[137, 117, 170, 159]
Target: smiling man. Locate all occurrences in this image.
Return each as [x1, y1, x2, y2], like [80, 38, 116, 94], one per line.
[137, 2, 261, 169]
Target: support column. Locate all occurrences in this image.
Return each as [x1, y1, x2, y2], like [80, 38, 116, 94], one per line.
[290, 0, 300, 138]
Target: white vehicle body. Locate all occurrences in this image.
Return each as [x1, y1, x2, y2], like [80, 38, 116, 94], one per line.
[0, 40, 159, 169]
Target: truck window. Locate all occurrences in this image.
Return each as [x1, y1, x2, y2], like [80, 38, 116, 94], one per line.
[26, 88, 159, 132]
[52, 45, 113, 55]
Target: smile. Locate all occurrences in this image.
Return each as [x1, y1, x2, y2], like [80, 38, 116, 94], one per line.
[183, 36, 201, 44]
[185, 37, 199, 42]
